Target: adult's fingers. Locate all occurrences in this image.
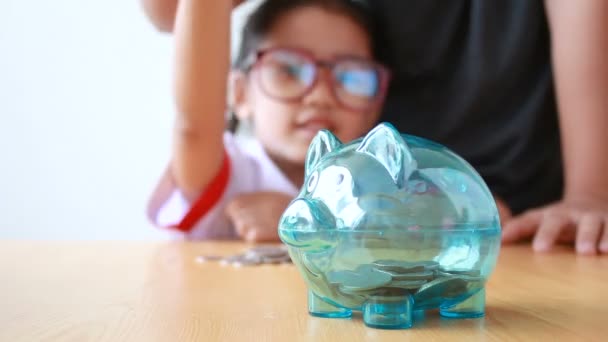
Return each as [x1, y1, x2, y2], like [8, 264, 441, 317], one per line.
[532, 214, 571, 252]
[599, 216, 608, 254]
[502, 210, 542, 243]
[575, 214, 603, 255]
[494, 197, 512, 225]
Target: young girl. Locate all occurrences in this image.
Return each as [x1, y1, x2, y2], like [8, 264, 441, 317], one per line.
[147, 0, 390, 240]
[144, 0, 608, 255]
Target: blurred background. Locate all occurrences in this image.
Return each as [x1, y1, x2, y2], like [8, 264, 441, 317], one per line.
[0, 0, 175, 239]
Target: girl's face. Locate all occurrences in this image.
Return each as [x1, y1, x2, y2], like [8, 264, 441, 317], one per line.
[233, 6, 385, 167]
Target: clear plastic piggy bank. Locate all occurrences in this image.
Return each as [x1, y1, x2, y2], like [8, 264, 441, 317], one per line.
[279, 123, 501, 329]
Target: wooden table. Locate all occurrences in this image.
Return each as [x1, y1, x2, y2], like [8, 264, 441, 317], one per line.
[1, 242, 606, 341]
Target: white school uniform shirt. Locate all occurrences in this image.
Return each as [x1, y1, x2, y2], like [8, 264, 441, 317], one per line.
[147, 133, 299, 240]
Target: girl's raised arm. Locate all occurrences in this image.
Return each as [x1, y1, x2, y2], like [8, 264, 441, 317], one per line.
[171, 0, 232, 199]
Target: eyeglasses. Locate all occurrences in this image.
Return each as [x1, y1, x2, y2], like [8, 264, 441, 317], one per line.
[245, 48, 390, 112]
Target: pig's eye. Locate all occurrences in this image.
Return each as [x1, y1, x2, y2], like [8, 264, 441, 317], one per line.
[307, 171, 319, 192]
[335, 173, 344, 186]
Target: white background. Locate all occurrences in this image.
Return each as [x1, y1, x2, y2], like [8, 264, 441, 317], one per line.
[0, 0, 175, 239]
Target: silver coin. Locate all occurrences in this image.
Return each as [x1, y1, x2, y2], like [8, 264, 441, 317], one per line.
[219, 254, 245, 266]
[194, 255, 223, 263]
[413, 276, 468, 308]
[339, 269, 392, 293]
[439, 268, 481, 277]
[436, 270, 482, 282]
[388, 279, 429, 289]
[372, 260, 427, 273]
[248, 245, 288, 258]
[230, 253, 263, 267]
[243, 252, 264, 262]
[415, 260, 440, 270]
[386, 270, 435, 281]
[371, 260, 439, 273]
[261, 255, 291, 264]
[327, 270, 360, 285]
[212, 245, 292, 267]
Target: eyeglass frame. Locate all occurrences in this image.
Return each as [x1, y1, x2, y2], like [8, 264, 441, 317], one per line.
[241, 47, 391, 112]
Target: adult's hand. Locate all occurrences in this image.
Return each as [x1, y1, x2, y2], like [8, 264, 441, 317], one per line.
[502, 197, 608, 255]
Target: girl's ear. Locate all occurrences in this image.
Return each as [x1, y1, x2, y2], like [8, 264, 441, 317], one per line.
[229, 70, 253, 120]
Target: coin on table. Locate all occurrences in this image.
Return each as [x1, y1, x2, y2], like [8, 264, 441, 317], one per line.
[235, 253, 264, 267]
[213, 245, 292, 267]
[249, 245, 291, 264]
[195, 255, 223, 263]
[219, 253, 259, 267]
[261, 254, 292, 264]
[248, 245, 289, 258]
[219, 254, 243, 266]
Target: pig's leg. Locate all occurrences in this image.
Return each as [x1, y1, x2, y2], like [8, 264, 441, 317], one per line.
[439, 287, 485, 318]
[308, 290, 352, 318]
[362, 294, 414, 329]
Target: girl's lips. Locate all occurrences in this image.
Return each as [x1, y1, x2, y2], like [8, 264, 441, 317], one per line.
[295, 119, 334, 138]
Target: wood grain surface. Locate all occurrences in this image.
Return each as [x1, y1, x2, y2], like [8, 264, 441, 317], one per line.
[1, 242, 606, 341]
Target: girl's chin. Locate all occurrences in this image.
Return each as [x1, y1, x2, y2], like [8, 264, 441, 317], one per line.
[288, 146, 311, 165]
[294, 127, 323, 140]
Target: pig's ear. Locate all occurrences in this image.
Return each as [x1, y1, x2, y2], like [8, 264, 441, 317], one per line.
[356, 122, 416, 187]
[306, 130, 342, 176]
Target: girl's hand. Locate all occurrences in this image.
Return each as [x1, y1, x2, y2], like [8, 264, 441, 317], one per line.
[227, 193, 515, 243]
[225, 192, 293, 242]
[141, 0, 245, 33]
[502, 197, 608, 255]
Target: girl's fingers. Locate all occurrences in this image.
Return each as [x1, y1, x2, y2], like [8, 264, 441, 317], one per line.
[244, 229, 257, 242]
[233, 217, 249, 237]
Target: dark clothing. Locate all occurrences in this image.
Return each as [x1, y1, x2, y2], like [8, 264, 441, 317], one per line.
[368, 0, 563, 213]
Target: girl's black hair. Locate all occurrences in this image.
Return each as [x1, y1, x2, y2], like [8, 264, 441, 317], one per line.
[228, 0, 378, 132]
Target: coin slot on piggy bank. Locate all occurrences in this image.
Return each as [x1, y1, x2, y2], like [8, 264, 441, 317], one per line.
[279, 123, 501, 329]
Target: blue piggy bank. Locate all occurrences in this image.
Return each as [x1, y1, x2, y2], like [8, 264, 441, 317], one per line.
[279, 123, 501, 329]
